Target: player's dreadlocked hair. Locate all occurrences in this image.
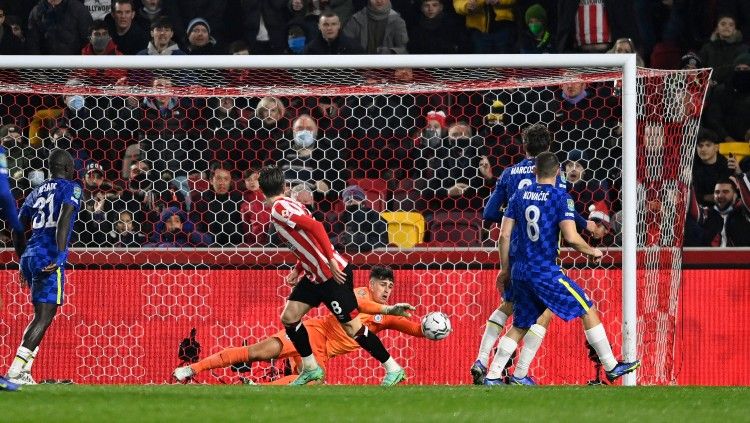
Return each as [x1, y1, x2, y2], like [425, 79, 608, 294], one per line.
[522, 123, 552, 157]
[258, 166, 285, 197]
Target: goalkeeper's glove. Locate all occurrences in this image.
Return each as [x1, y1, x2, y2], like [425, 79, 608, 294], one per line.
[383, 303, 416, 317]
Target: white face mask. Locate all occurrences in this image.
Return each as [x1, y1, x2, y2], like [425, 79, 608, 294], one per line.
[67, 95, 85, 111]
[293, 130, 315, 148]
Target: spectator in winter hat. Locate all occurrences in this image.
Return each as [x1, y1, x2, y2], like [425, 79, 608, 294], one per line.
[184, 17, 220, 54]
[519, 3, 554, 54]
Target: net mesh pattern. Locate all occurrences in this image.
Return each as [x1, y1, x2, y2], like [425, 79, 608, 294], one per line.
[0, 65, 711, 385]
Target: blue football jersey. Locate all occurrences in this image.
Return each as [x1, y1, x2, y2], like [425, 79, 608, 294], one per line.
[0, 146, 22, 232]
[19, 178, 82, 260]
[505, 182, 576, 277]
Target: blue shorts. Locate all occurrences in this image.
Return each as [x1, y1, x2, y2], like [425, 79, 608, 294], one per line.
[20, 256, 65, 305]
[512, 271, 593, 329]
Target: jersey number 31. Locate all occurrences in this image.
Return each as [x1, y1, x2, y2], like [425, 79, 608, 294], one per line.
[31, 195, 57, 229]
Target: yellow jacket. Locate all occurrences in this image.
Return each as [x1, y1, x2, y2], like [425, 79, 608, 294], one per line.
[453, 0, 515, 33]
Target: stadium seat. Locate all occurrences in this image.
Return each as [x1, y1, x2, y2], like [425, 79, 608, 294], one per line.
[380, 211, 425, 248]
[719, 142, 750, 163]
[429, 212, 483, 247]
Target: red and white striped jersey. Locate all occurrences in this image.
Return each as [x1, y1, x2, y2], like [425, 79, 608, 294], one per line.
[575, 0, 611, 47]
[270, 197, 348, 283]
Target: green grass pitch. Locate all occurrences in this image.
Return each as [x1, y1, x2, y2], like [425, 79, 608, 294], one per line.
[0, 385, 747, 422]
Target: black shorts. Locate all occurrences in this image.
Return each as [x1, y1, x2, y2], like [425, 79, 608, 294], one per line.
[288, 265, 357, 323]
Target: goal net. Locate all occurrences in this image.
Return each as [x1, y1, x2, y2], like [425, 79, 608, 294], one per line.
[0, 57, 710, 385]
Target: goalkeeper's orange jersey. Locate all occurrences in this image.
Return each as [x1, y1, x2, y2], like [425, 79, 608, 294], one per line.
[315, 286, 424, 359]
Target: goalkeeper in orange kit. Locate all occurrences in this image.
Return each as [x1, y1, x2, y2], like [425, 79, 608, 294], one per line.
[173, 266, 438, 384]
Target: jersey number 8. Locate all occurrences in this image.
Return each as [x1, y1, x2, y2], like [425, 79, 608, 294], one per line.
[31, 195, 57, 229]
[525, 205, 540, 242]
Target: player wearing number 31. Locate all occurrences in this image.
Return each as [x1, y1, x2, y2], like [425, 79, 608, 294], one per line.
[484, 152, 640, 385]
[258, 166, 406, 386]
[6, 149, 81, 386]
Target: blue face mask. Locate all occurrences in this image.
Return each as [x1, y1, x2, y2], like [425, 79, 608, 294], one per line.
[67, 95, 85, 111]
[293, 130, 315, 148]
[288, 36, 306, 54]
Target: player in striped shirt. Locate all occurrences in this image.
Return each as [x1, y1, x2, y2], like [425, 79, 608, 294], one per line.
[173, 266, 433, 384]
[484, 152, 639, 385]
[253, 166, 406, 386]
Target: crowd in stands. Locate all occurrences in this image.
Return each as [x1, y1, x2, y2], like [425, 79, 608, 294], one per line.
[0, 0, 749, 249]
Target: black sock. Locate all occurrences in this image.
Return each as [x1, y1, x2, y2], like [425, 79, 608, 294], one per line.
[354, 325, 390, 363]
[284, 321, 313, 357]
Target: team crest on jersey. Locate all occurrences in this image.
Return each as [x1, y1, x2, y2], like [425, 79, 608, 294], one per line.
[73, 186, 82, 199]
[567, 199, 575, 211]
[374, 314, 383, 323]
[0, 153, 7, 169]
[281, 209, 291, 218]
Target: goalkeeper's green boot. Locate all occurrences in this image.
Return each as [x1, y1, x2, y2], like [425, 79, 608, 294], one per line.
[290, 366, 325, 385]
[381, 369, 406, 386]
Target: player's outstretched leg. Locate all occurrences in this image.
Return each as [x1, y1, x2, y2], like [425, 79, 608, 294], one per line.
[484, 326, 527, 385]
[7, 303, 58, 384]
[174, 337, 284, 382]
[472, 302, 511, 385]
[510, 309, 553, 385]
[581, 308, 640, 382]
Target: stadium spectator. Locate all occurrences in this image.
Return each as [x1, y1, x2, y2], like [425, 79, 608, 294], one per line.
[149, 206, 212, 247]
[692, 128, 731, 207]
[5, 15, 27, 49]
[343, 0, 409, 54]
[705, 53, 750, 142]
[0, 6, 26, 54]
[563, 149, 607, 216]
[240, 168, 271, 245]
[332, 185, 388, 253]
[207, 97, 250, 136]
[453, 0, 517, 53]
[45, 126, 89, 178]
[183, 17, 221, 54]
[688, 177, 750, 246]
[290, 0, 354, 38]
[82, 0, 111, 20]
[407, 0, 468, 54]
[273, 114, 349, 213]
[734, 130, 750, 174]
[699, 14, 748, 85]
[105, 0, 150, 55]
[164, 0, 227, 46]
[74, 162, 114, 247]
[304, 11, 364, 54]
[518, 3, 554, 54]
[138, 0, 163, 25]
[134, 77, 205, 140]
[191, 166, 244, 246]
[1, 124, 32, 194]
[239, 0, 288, 54]
[82, 20, 122, 56]
[606, 37, 645, 67]
[27, 0, 93, 54]
[556, 0, 639, 54]
[413, 121, 493, 213]
[228, 39, 250, 54]
[137, 16, 186, 55]
[106, 209, 146, 247]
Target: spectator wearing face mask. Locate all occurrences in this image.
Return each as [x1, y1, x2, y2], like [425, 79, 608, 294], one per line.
[705, 53, 750, 142]
[273, 114, 349, 213]
[79, 20, 126, 84]
[518, 3, 554, 54]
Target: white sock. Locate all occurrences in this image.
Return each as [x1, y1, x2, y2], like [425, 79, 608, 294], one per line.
[476, 309, 509, 366]
[22, 347, 39, 372]
[301, 354, 319, 370]
[8, 346, 34, 378]
[485, 336, 517, 380]
[513, 324, 546, 378]
[382, 357, 402, 373]
[584, 324, 618, 371]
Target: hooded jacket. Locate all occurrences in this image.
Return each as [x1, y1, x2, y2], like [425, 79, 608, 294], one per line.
[149, 207, 213, 247]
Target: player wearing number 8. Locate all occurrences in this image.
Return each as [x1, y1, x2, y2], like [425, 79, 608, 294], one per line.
[5, 149, 81, 385]
[484, 152, 640, 385]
